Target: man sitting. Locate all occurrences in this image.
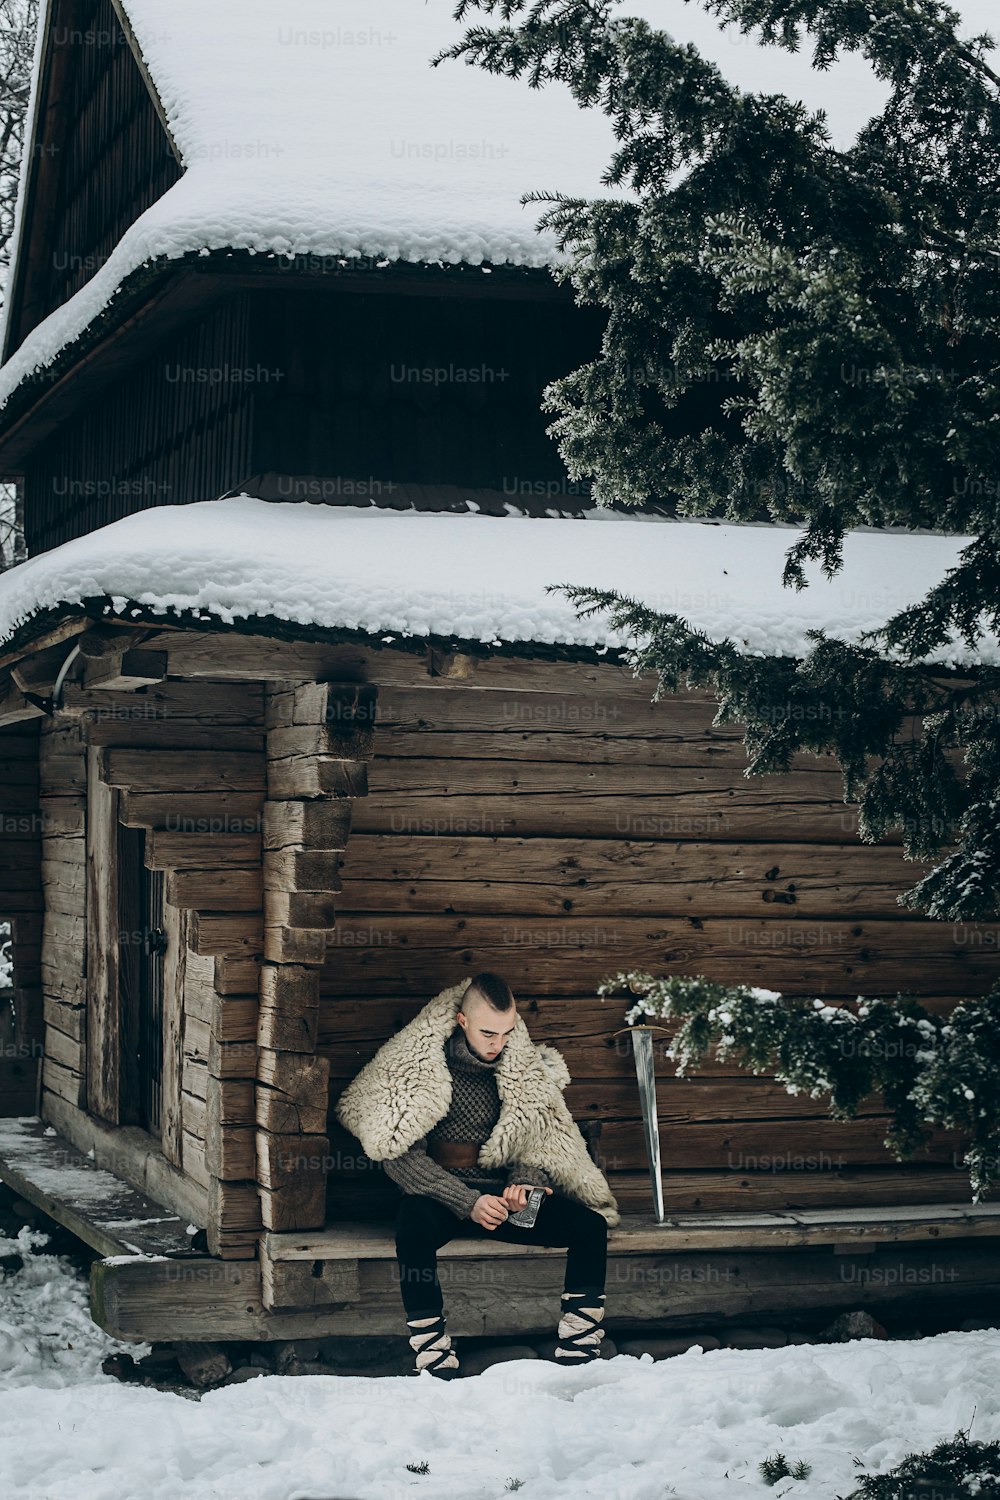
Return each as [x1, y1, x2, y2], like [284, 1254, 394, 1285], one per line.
[335, 971, 619, 1377]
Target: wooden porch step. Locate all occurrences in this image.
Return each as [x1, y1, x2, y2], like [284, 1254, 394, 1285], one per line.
[0, 1115, 195, 1260]
[265, 1203, 1000, 1263]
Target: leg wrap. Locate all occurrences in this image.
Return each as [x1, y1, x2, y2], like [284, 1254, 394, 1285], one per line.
[554, 1292, 606, 1364]
[406, 1312, 460, 1377]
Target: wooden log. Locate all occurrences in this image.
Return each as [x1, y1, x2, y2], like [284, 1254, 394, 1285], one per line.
[206, 1078, 256, 1130]
[208, 1034, 258, 1080]
[145, 830, 261, 869]
[205, 1125, 256, 1181]
[355, 786, 863, 843]
[264, 925, 327, 966]
[315, 914, 1000, 997]
[263, 890, 337, 930]
[212, 997, 260, 1043]
[263, 849, 343, 892]
[207, 1177, 262, 1256]
[266, 756, 368, 800]
[584, 1116, 962, 1172]
[258, 964, 320, 1052]
[61, 678, 262, 720]
[41, 1054, 86, 1108]
[40, 1093, 208, 1229]
[268, 723, 375, 763]
[214, 958, 263, 995]
[260, 1254, 359, 1310]
[101, 748, 265, 792]
[43, 995, 85, 1042]
[83, 649, 168, 691]
[139, 630, 664, 699]
[92, 1239, 1000, 1341]
[189, 912, 263, 958]
[257, 1132, 329, 1230]
[120, 791, 265, 830]
[75, 626, 141, 660]
[167, 868, 263, 911]
[256, 1050, 329, 1134]
[85, 719, 263, 751]
[263, 798, 352, 851]
[336, 834, 926, 921]
[44, 1023, 84, 1075]
[0, 683, 45, 727]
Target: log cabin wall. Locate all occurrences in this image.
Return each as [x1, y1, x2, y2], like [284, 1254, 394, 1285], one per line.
[326, 654, 995, 1219]
[19, 667, 272, 1250]
[0, 720, 43, 1111]
[6, 0, 182, 354]
[23, 291, 254, 555]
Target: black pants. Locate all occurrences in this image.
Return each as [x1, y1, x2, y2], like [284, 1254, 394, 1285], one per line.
[394, 1191, 608, 1319]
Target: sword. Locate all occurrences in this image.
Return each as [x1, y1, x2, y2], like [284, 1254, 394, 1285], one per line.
[613, 1024, 669, 1224]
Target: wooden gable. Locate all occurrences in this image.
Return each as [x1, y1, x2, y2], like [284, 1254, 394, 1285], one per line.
[3, 0, 181, 360]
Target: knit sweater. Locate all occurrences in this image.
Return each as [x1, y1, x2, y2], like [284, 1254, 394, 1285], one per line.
[381, 1025, 552, 1218]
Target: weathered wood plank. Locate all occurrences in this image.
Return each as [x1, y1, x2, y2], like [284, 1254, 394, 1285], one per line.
[316, 915, 1000, 996]
[336, 834, 927, 920]
[189, 912, 263, 958]
[0, 1117, 192, 1259]
[256, 1050, 329, 1134]
[258, 964, 319, 1052]
[145, 831, 261, 869]
[167, 868, 263, 911]
[102, 748, 265, 792]
[355, 786, 865, 843]
[40, 1093, 207, 1227]
[267, 756, 369, 800]
[120, 791, 265, 830]
[262, 799, 353, 851]
[92, 1239, 1000, 1341]
[85, 749, 118, 1122]
[83, 648, 168, 691]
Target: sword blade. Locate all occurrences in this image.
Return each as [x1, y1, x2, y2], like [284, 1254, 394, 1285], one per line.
[632, 1026, 665, 1224]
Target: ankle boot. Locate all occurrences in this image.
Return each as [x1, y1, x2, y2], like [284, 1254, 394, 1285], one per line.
[554, 1291, 606, 1363]
[406, 1311, 460, 1378]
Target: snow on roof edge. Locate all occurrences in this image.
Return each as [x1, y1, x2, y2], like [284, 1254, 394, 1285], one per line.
[0, 496, 993, 671]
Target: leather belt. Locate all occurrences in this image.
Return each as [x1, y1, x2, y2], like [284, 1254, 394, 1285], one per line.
[428, 1140, 480, 1168]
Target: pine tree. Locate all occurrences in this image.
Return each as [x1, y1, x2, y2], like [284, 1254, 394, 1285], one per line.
[439, 1, 1000, 921]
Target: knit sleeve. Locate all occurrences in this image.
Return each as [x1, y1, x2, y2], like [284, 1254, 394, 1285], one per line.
[504, 1161, 555, 1191]
[381, 1137, 481, 1220]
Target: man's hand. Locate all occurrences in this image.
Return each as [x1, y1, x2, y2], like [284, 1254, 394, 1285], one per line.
[470, 1194, 510, 1230]
[502, 1184, 554, 1211]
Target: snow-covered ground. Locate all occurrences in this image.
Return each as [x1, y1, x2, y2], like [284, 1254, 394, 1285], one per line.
[0, 1221, 996, 1500]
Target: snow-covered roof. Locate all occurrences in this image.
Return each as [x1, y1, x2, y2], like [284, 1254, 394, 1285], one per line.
[0, 0, 930, 410]
[0, 496, 992, 667]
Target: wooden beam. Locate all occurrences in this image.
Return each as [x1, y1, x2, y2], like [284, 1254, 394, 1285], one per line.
[83, 649, 168, 691]
[38, 1093, 208, 1229]
[93, 1234, 1000, 1342]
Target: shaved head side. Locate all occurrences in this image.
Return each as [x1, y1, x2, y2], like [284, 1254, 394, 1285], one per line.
[456, 973, 516, 1061]
[463, 972, 514, 1013]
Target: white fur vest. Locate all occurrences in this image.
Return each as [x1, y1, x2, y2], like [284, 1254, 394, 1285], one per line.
[334, 979, 620, 1227]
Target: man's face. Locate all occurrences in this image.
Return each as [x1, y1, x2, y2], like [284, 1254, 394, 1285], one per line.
[456, 991, 517, 1061]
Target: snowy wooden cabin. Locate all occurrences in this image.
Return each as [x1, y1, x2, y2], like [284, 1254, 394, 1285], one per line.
[0, 0, 997, 1346]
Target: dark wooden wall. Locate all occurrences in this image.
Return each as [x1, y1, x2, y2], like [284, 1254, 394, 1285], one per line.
[7, 0, 181, 353]
[248, 284, 604, 502]
[23, 292, 254, 554]
[325, 659, 994, 1220]
[20, 279, 606, 553]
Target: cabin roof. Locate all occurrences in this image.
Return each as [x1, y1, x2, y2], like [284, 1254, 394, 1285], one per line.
[0, 495, 990, 667]
[0, 0, 900, 415]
